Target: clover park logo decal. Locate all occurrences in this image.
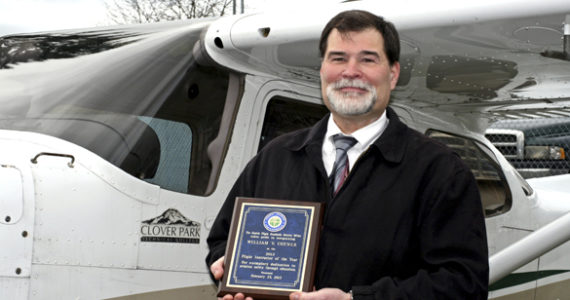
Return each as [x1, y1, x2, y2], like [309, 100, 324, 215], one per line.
[263, 211, 287, 232]
[140, 208, 200, 244]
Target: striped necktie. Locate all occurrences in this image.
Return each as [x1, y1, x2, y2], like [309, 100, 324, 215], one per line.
[330, 134, 357, 196]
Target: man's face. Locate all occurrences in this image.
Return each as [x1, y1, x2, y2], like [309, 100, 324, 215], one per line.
[320, 28, 400, 122]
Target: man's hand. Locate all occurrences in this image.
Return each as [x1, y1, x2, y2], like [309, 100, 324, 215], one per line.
[290, 288, 351, 300]
[211, 257, 254, 300]
[210, 256, 225, 280]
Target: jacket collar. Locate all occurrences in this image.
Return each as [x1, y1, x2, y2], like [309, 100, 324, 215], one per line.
[287, 113, 329, 152]
[288, 106, 408, 164]
[371, 107, 407, 164]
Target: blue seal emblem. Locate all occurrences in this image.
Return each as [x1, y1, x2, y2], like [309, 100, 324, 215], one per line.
[263, 212, 287, 232]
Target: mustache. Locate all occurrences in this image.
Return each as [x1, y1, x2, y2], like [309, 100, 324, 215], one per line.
[331, 79, 374, 92]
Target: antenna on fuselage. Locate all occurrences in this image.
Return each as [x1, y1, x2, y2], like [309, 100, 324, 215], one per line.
[233, 0, 245, 14]
[541, 14, 570, 61]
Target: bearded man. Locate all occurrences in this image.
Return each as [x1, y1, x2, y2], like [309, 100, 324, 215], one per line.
[206, 10, 489, 300]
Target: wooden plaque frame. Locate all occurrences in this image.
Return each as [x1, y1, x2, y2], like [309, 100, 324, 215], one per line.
[217, 197, 324, 300]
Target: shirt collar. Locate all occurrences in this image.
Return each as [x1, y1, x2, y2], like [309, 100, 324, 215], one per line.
[325, 110, 389, 150]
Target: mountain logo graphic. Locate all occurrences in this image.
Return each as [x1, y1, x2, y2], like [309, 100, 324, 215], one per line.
[140, 209, 200, 244]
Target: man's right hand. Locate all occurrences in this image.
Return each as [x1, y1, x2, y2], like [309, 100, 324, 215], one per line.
[211, 256, 254, 300]
[210, 256, 225, 280]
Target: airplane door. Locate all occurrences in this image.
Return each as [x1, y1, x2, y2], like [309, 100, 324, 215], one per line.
[247, 79, 325, 155]
[0, 163, 34, 300]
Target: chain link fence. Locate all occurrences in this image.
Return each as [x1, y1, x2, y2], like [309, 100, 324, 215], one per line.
[485, 118, 570, 179]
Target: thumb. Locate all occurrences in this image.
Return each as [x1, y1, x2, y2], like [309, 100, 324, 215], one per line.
[212, 267, 222, 279]
[289, 292, 303, 300]
[211, 256, 225, 280]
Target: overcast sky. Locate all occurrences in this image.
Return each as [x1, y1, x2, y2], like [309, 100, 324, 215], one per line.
[0, 0, 308, 36]
[0, 0, 106, 36]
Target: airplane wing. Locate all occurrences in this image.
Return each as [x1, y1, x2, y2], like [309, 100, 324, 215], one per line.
[197, 0, 570, 132]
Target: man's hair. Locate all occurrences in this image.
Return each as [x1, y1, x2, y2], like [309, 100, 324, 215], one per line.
[319, 10, 400, 65]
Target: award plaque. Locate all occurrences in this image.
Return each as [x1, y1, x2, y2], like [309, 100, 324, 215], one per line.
[217, 197, 325, 300]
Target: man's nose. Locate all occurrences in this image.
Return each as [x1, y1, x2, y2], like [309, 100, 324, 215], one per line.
[341, 59, 362, 78]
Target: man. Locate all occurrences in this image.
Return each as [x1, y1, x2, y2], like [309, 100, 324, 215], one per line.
[206, 10, 489, 300]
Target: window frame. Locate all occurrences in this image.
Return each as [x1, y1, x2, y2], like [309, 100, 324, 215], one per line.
[426, 129, 513, 218]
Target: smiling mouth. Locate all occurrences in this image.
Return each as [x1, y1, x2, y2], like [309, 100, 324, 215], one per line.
[332, 79, 373, 95]
[338, 86, 368, 94]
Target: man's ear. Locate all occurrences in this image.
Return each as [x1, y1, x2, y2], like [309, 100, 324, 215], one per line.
[389, 62, 400, 89]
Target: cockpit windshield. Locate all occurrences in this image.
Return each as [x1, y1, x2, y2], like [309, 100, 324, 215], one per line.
[0, 20, 241, 196]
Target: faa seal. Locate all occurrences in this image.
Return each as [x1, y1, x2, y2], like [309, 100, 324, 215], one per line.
[263, 211, 287, 232]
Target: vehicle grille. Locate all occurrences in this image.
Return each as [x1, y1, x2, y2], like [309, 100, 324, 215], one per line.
[484, 129, 524, 159]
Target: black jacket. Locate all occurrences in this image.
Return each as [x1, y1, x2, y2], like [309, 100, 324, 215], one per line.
[207, 107, 489, 299]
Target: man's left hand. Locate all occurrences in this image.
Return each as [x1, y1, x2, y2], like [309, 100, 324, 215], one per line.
[289, 288, 351, 300]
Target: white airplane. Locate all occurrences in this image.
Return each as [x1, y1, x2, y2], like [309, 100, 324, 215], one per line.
[1, 0, 570, 299]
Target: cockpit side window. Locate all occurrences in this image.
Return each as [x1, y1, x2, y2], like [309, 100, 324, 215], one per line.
[149, 66, 240, 195]
[427, 130, 512, 218]
[126, 66, 241, 196]
[258, 97, 329, 151]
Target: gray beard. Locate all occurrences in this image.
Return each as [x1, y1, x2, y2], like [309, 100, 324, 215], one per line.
[326, 79, 377, 116]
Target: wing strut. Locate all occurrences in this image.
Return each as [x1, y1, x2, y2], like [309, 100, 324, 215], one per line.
[489, 210, 570, 284]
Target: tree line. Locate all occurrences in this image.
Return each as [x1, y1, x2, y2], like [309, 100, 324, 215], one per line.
[105, 0, 235, 24]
